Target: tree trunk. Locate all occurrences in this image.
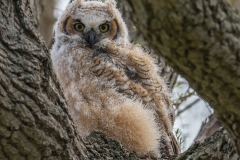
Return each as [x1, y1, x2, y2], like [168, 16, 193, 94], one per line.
[0, 0, 240, 159]
[0, 0, 87, 159]
[123, 0, 240, 156]
[0, 0, 136, 159]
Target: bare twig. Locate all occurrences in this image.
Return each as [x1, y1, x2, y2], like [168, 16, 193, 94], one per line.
[176, 98, 201, 116]
[173, 87, 196, 109]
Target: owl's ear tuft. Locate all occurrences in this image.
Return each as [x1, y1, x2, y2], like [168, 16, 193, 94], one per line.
[104, 0, 117, 7]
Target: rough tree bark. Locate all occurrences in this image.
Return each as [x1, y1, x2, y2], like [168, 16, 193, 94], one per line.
[0, 0, 137, 159]
[172, 128, 238, 160]
[123, 0, 240, 157]
[0, 0, 239, 159]
[0, 0, 86, 159]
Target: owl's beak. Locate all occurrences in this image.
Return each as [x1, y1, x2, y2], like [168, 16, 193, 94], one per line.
[83, 29, 99, 48]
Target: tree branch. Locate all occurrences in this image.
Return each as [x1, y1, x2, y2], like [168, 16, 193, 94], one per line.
[171, 128, 238, 160]
[124, 0, 240, 155]
[176, 98, 201, 116]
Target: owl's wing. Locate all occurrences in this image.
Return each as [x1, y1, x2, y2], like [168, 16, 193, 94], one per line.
[91, 45, 180, 156]
[125, 48, 181, 156]
[104, 45, 173, 127]
[90, 50, 152, 101]
[105, 43, 181, 155]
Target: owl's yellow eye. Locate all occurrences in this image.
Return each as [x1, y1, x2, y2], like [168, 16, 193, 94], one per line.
[74, 23, 85, 32]
[99, 24, 109, 33]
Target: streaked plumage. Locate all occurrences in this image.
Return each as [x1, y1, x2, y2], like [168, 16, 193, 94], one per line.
[51, 0, 180, 158]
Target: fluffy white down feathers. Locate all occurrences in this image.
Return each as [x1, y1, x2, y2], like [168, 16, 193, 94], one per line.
[51, 0, 180, 158]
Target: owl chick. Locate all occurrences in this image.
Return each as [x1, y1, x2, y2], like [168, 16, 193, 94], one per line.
[51, 0, 180, 158]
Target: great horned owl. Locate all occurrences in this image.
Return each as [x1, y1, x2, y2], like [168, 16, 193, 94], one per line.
[51, 0, 180, 158]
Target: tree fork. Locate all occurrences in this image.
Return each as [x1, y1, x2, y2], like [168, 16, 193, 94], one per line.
[0, 0, 239, 159]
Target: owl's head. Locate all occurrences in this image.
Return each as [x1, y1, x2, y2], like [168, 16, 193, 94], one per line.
[54, 0, 129, 48]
